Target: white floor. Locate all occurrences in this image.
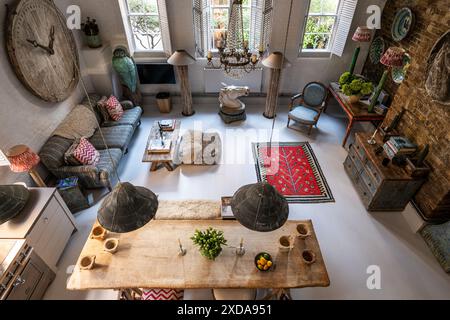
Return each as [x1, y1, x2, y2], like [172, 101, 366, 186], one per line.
[44, 101, 450, 300]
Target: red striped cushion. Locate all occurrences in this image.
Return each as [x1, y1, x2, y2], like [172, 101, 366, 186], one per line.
[141, 289, 184, 301]
[105, 96, 124, 121]
[73, 137, 100, 165]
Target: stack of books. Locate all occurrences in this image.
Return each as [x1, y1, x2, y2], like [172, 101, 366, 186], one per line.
[148, 139, 172, 154]
[158, 120, 175, 131]
[383, 136, 417, 159]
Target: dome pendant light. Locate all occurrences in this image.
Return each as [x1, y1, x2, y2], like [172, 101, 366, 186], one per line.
[231, 183, 289, 232]
[98, 182, 158, 233]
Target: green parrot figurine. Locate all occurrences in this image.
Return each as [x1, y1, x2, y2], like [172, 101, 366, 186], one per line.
[112, 46, 142, 105]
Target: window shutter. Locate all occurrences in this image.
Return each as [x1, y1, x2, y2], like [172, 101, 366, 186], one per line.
[193, 0, 211, 57]
[331, 0, 358, 57]
[251, 0, 273, 52]
[157, 0, 172, 57]
[157, 0, 173, 57]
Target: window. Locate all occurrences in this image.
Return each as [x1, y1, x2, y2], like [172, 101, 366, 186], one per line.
[301, 0, 341, 52]
[193, 0, 273, 57]
[120, 0, 171, 56]
[125, 0, 162, 51]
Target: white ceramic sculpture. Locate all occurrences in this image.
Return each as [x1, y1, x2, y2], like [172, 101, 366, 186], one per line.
[219, 83, 250, 111]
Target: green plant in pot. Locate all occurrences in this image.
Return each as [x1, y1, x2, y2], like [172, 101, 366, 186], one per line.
[339, 72, 373, 104]
[191, 228, 227, 260]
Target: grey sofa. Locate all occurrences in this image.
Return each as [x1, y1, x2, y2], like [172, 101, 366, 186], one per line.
[39, 94, 142, 190]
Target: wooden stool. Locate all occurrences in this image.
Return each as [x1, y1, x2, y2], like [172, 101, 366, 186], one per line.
[212, 288, 257, 300]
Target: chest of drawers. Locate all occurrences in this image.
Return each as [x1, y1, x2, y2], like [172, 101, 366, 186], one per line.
[344, 133, 426, 211]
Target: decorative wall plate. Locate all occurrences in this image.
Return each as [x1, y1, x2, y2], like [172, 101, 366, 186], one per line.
[369, 36, 385, 64]
[392, 53, 411, 84]
[391, 7, 415, 42]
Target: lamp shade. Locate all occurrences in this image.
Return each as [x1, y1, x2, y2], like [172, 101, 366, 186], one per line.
[167, 50, 195, 66]
[98, 182, 158, 233]
[231, 182, 289, 232]
[0, 185, 30, 225]
[380, 47, 405, 67]
[6, 145, 40, 173]
[262, 52, 291, 69]
[352, 26, 372, 42]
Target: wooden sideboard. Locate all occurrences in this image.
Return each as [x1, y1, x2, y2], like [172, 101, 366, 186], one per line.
[344, 133, 427, 211]
[0, 188, 77, 271]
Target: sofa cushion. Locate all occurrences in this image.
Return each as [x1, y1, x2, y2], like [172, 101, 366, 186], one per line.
[53, 105, 98, 140]
[73, 137, 100, 166]
[102, 107, 142, 129]
[288, 106, 319, 124]
[40, 136, 74, 169]
[81, 94, 103, 124]
[97, 148, 122, 182]
[89, 125, 134, 151]
[64, 139, 82, 166]
[104, 96, 124, 121]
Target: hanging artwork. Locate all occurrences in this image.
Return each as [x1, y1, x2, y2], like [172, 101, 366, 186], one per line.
[425, 30, 450, 105]
[392, 53, 411, 84]
[369, 36, 385, 64]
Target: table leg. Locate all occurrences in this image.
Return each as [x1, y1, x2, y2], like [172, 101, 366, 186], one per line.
[342, 118, 354, 148]
[150, 162, 159, 172]
[262, 288, 292, 300]
[163, 162, 175, 171]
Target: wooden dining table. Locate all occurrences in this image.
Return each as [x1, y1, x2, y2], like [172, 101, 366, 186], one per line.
[67, 220, 330, 297]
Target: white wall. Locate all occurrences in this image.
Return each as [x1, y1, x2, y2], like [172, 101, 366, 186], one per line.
[73, 0, 386, 94]
[0, 0, 92, 185]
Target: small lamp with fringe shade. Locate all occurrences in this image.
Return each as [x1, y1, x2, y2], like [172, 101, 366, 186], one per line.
[6, 145, 46, 187]
[369, 47, 406, 112]
[349, 26, 372, 75]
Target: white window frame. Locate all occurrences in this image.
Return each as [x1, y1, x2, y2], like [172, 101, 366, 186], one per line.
[118, 0, 172, 58]
[299, 0, 341, 55]
[194, 0, 273, 58]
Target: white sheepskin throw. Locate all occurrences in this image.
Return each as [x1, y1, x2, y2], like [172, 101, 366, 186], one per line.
[176, 130, 222, 165]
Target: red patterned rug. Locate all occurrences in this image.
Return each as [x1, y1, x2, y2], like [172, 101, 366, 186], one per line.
[252, 142, 334, 203]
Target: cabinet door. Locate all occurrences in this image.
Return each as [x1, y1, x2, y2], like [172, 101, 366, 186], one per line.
[7, 261, 42, 300]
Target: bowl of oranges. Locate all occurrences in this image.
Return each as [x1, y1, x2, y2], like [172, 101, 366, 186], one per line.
[255, 252, 273, 272]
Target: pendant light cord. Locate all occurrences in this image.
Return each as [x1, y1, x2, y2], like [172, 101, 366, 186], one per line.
[50, 0, 122, 184]
[269, 0, 294, 149]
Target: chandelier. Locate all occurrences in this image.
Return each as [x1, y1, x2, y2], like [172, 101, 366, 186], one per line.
[207, 0, 263, 78]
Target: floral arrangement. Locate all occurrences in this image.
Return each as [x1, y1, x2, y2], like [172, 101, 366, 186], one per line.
[339, 72, 374, 97]
[191, 228, 227, 260]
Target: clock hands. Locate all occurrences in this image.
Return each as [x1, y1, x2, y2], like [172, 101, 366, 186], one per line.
[26, 26, 55, 55]
[48, 26, 55, 51]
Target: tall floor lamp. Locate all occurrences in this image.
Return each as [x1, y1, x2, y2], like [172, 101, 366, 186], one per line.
[6, 145, 46, 187]
[167, 50, 196, 116]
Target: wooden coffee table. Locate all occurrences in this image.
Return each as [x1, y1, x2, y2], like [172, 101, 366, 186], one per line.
[142, 120, 180, 171]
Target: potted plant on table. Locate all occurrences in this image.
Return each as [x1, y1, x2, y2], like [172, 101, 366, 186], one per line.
[339, 72, 374, 104]
[191, 228, 227, 260]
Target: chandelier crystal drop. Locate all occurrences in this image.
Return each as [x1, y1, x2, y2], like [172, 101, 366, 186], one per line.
[207, 0, 263, 78]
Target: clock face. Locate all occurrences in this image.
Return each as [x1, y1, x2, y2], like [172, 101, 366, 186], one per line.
[6, 0, 80, 102]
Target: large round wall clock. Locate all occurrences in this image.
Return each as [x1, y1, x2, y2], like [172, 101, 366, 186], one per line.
[5, 0, 80, 102]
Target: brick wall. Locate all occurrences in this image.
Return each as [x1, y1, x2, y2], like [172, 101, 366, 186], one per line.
[362, 0, 450, 220]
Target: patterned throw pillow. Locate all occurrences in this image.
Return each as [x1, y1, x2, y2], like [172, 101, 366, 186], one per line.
[73, 137, 100, 166]
[64, 139, 82, 166]
[141, 289, 184, 301]
[96, 96, 112, 122]
[104, 95, 124, 121]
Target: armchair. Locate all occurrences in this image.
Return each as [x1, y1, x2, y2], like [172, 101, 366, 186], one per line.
[287, 82, 328, 135]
